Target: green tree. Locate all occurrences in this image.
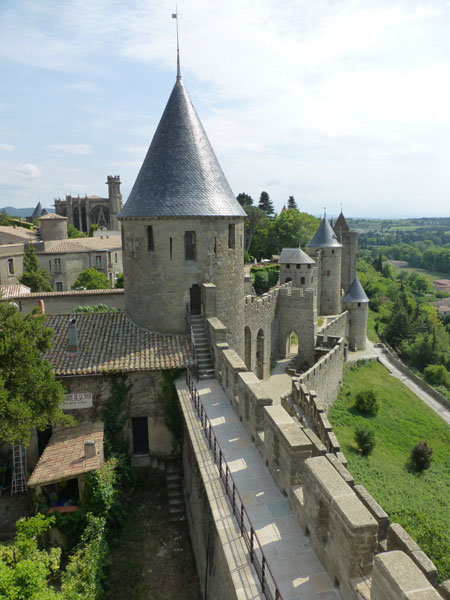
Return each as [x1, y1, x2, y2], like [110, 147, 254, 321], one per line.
[115, 273, 124, 289]
[72, 304, 117, 313]
[89, 223, 99, 237]
[287, 195, 298, 210]
[72, 268, 111, 290]
[236, 193, 253, 207]
[0, 210, 12, 226]
[20, 243, 52, 292]
[258, 191, 274, 215]
[271, 209, 319, 251]
[0, 303, 70, 444]
[67, 225, 87, 238]
[243, 206, 266, 252]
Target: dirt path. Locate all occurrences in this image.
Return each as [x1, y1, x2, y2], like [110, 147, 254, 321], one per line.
[106, 468, 202, 600]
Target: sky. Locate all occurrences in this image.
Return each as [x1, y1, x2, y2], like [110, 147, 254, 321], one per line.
[1, 0, 450, 219]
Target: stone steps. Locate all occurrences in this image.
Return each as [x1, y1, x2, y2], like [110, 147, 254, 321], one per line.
[166, 460, 185, 522]
[190, 314, 214, 379]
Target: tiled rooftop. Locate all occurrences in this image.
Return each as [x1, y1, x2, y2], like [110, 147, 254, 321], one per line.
[42, 236, 121, 253]
[3, 288, 124, 300]
[42, 312, 194, 375]
[28, 422, 104, 487]
[0, 284, 31, 298]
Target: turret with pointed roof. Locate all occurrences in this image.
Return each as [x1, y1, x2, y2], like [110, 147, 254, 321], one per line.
[119, 78, 245, 219]
[279, 247, 316, 288]
[119, 65, 245, 357]
[306, 217, 342, 315]
[343, 275, 369, 350]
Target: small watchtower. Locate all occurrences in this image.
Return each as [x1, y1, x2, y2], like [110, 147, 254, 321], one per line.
[342, 276, 369, 350]
[279, 248, 316, 290]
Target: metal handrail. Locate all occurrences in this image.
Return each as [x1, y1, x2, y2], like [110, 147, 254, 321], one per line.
[185, 368, 283, 600]
[186, 306, 198, 372]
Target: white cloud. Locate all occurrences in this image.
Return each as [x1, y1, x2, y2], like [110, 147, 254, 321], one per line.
[0, 144, 14, 151]
[14, 163, 41, 181]
[48, 144, 92, 155]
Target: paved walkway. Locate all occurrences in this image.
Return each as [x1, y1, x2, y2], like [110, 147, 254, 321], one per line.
[349, 341, 450, 426]
[261, 357, 293, 406]
[186, 378, 339, 600]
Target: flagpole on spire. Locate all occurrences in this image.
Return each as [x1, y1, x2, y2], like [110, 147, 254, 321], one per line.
[172, 8, 181, 80]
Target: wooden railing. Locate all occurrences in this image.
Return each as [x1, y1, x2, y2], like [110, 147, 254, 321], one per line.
[185, 368, 283, 600]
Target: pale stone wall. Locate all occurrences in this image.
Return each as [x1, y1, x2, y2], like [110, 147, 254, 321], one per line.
[3, 289, 124, 314]
[121, 216, 245, 356]
[0, 244, 24, 285]
[318, 312, 348, 339]
[341, 231, 358, 294]
[280, 262, 316, 289]
[319, 247, 342, 315]
[346, 302, 368, 350]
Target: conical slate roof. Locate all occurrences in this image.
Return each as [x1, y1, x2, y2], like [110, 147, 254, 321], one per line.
[30, 201, 43, 219]
[333, 212, 350, 234]
[307, 218, 342, 248]
[120, 78, 246, 218]
[342, 276, 369, 303]
[279, 248, 315, 265]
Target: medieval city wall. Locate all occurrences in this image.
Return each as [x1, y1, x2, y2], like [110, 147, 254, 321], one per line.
[318, 311, 348, 339]
[184, 316, 443, 599]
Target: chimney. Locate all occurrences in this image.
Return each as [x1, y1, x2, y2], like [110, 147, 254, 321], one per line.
[84, 440, 96, 459]
[67, 318, 78, 354]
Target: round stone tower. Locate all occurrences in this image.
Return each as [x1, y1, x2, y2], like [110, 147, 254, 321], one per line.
[333, 211, 358, 295]
[38, 213, 68, 241]
[342, 276, 369, 350]
[279, 248, 316, 290]
[118, 73, 246, 356]
[307, 218, 342, 315]
[107, 175, 122, 231]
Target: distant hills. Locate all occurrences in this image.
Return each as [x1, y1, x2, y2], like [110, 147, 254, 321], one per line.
[0, 206, 55, 218]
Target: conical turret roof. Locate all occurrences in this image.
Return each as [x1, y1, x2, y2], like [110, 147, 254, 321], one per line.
[279, 248, 315, 265]
[333, 212, 350, 234]
[30, 201, 43, 219]
[307, 217, 342, 248]
[342, 276, 369, 303]
[120, 79, 246, 219]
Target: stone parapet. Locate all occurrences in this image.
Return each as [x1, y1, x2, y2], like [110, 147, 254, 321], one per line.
[387, 523, 438, 586]
[371, 551, 441, 599]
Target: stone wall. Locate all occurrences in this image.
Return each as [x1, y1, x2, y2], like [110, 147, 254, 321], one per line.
[3, 289, 125, 315]
[198, 316, 445, 599]
[27, 370, 172, 469]
[318, 311, 348, 339]
[0, 244, 24, 286]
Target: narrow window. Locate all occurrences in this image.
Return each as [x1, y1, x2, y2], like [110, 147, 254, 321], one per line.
[308, 264, 311, 269]
[331, 249, 334, 254]
[147, 226, 154, 251]
[115, 252, 118, 263]
[48, 260, 52, 271]
[185, 231, 196, 260]
[56, 282, 63, 291]
[121, 229, 124, 251]
[327, 270, 330, 276]
[301, 277, 305, 284]
[54, 258, 61, 272]
[214, 237, 217, 255]
[228, 223, 235, 249]
[132, 417, 149, 455]
[95, 255, 102, 268]
[286, 264, 290, 269]
[296, 264, 300, 269]
[358, 302, 361, 307]
[108, 251, 111, 263]
[7, 258, 14, 275]
[170, 237, 173, 260]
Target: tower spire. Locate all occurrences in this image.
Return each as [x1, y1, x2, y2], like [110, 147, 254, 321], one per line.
[172, 8, 181, 80]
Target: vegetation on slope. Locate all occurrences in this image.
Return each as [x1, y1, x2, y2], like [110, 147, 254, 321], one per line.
[328, 361, 450, 583]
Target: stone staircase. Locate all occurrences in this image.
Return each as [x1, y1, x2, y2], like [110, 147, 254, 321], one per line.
[166, 460, 185, 522]
[190, 314, 214, 380]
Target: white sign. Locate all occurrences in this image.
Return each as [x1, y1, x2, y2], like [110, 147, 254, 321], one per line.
[64, 392, 93, 410]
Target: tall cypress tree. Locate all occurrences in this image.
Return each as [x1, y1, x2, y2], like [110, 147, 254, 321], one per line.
[258, 191, 274, 215]
[287, 195, 298, 210]
[20, 243, 52, 292]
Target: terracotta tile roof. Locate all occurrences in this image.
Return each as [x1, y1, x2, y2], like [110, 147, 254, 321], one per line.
[42, 312, 194, 375]
[2, 288, 124, 300]
[0, 225, 37, 241]
[42, 237, 121, 254]
[38, 213, 67, 221]
[28, 423, 104, 487]
[0, 284, 31, 298]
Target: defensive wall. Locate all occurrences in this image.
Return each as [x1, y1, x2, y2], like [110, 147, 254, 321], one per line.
[1, 288, 125, 314]
[180, 313, 448, 599]
[318, 311, 348, 339]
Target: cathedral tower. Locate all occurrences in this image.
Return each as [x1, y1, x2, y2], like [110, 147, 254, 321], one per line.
[118, 74, 246, 356]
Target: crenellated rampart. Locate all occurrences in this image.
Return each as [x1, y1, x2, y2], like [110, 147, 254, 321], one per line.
[199, 315, 445, 600]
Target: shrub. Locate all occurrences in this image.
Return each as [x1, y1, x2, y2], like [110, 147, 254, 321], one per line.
[243, 250, 253, 263]
[354, 426, 376, 455]
[411, 441, 433, 471]
[354, 389, 380, 415]
[424, 364, 450, 387]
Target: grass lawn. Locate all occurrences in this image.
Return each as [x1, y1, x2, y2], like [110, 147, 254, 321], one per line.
[328, 361, 450, 583]
[390, 264, 450, 287]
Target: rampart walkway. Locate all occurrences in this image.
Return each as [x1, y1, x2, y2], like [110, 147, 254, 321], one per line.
[178, 377, 339, 600]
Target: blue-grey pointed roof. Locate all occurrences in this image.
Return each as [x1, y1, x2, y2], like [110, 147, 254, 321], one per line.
[119, 79, 246, 218]
[307, 217, 342, 248]
[342, 276, 369, 303]
[30, 201, 43, 219]
[279, 248, 315, 265]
